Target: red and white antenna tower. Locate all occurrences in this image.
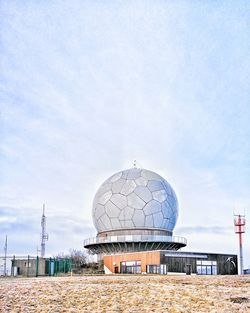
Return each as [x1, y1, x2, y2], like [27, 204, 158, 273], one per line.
[234, 213, 246, 275]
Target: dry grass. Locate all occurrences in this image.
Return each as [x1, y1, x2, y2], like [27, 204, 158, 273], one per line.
[0, 275, 249, 312]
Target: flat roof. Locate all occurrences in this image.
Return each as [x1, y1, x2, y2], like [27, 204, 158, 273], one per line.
[104, 250, 237, 257]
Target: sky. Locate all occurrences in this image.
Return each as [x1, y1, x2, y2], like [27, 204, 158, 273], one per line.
[0, 1, 250, 267]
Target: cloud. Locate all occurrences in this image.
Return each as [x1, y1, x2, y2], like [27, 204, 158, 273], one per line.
[0, 206, 37, 231]
[48, 214, 93, 237]
[0, 206, 94, 255]
[176, 226, 232, 236]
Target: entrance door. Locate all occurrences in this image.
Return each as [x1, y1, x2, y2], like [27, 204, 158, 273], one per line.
[185, 264, 192, 275]
[114, 266, 119, 273]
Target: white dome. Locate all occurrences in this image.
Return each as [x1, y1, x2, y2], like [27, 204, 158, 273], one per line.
[92, 168, 178, 233]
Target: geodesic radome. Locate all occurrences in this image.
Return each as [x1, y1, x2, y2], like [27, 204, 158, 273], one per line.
[92, 168, 179, 233]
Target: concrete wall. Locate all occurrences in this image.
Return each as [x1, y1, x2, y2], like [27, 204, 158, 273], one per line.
[12, 258, 46, 276]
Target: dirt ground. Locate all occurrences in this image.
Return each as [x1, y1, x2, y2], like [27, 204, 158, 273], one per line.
[0, 275, 249, 313]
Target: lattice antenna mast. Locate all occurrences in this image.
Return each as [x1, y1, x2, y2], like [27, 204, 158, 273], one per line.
[234, 213, 246, 275]
[41, 204, 48, 258]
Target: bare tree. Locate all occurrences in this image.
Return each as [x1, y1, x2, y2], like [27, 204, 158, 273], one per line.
[69, 249, 87, 270]
[54, 249, 98, 273]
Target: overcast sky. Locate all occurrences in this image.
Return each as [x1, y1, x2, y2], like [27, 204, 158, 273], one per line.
[1, 1, 250, 267]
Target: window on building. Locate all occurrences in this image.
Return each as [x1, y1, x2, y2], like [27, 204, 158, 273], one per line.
[146, 264, 167, 274]
[120, 261, 141, 274]
[196, 260, 217, 275]
[24, 262, 31, 268]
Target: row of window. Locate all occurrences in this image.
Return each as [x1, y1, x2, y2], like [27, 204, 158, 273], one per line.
[119, 260, 218, 275]
[120, 261, 141, 274]
[197, 265, 217, 275]
[147, 264, 167, 274]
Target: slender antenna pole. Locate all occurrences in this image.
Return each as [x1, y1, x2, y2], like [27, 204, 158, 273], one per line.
[36, 245, 40, 256]
[41, 204, 48, 258]
[4, 235, 7, 276]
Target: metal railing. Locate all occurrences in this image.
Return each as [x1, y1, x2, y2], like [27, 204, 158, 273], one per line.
[84, 235, 187, 246]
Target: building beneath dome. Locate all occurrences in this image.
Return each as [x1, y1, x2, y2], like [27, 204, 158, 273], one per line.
[84, 168, 187, 254]
[84, 167, 238, 275]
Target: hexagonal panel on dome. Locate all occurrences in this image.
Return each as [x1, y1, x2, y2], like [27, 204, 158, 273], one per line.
[92, 167, 179, 233]
[145, 214, 154, 227]
[123, 220, 135, 227]
[144, 200, 161, 215]
[162, 218, 170, 229]
[134, 186, 152, 203]
[121, 171, 129, 179]
[112, 178, 125, 193]
[162, 181, 174, 196]
[167, 195, 178, 212]
[132, 209, 145, 227]
[120, 180, 136, 196]
[135, 176, 147, 186]
[153, 211, 164, 228]
[94, 204, 105, 219]
[99, 213, 112, 229]
[98, 191, 112, 205]
[95, 218, 106, 231]
[147, 180, 164, 192]
[127, 193, 145, 210]
[119, 206, 134, 220]
[141, 170, 161, 180]
[110, 194, 127, 209]
[126, 168, 141, 180]
[161, 201, 171, 219]
[152, 190, 168, 203]
[110, 218, 121, 229]
[105, 201, 120, 218]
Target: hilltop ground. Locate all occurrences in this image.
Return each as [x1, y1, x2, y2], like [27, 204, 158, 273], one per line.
[0, 275, 249, 313]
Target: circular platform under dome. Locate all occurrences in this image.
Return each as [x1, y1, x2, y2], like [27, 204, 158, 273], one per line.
[93, 168, 178, 234]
